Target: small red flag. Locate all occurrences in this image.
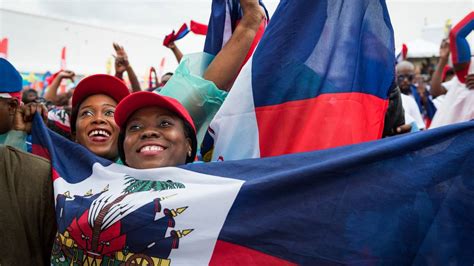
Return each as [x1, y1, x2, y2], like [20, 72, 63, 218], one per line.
[190, 20, 208, 35]
[60, 47, 67, 70]
[0, 38, 9, 58]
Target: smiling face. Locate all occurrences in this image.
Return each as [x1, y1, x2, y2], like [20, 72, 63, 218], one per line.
[123, 106, 192, 169]
[73, 94, 119, 160]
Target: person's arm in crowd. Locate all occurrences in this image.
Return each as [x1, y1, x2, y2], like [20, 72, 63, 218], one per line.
[113, 43, 142, 92]
[430, 39, 450, 98]
[166, 41, 183, 63]
[203, 0, 265, 91]
[415, 74, 429, 108]
[466, 74, 474, 90]
[44, 70, 75, 104]
[383, 86, 412, 137]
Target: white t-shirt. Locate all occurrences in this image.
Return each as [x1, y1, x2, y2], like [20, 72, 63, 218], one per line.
[432, 76, 462, 109]
[430, 79, 474, 129]
[401, 93, 425, 129]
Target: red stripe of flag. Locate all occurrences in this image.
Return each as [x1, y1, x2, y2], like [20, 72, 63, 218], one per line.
[210, 240, 297, 266]
[256, 93, 388, 157]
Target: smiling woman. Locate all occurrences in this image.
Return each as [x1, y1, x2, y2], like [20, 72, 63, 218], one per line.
[70, 74, 130, 161]
[115, 91, 197, 169]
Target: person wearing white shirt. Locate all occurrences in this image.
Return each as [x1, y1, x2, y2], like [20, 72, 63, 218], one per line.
[396, 61, 426, 130]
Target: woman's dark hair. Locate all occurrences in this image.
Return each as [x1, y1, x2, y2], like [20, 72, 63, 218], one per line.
[70, 102, 81, 134]
[118, 119, 197, 166]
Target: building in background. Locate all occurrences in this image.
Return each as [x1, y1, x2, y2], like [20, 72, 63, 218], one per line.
[0, 0, 472, 82]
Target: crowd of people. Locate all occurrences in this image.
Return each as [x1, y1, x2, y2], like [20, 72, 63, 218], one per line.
[0, 0, 266, 263]
[386, 38, 473, 135]
[0, 0, 473, 264]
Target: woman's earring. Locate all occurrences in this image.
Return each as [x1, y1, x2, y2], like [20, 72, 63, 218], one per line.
[188, 150, 192, 157]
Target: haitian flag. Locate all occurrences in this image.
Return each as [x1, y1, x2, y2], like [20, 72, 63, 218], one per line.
[33, 116, 474, 264]
[203, 0, 268, 63]
[163, 23, 190, 47]
[206, 0, 395, 161]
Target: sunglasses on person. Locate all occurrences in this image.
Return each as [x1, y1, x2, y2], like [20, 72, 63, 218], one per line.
[397, 74, 414, 82]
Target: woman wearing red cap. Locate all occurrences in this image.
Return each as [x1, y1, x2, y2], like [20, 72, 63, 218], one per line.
[115, 91, 197, 168]
[70, 74, 130, 161]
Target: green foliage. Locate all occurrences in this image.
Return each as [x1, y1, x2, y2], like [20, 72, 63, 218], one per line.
[123, 175, 185, 194]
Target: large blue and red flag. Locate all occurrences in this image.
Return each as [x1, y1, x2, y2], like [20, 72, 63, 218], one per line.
[32, 114, 474, 265]
[204, 0, 395, 161]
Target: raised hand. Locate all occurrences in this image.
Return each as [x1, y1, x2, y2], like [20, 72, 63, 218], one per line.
[439, 39, 450, 60]
[113, 42, 141, 92]
[239, 0, 266, 31]
[166, 41, 177, 49]
[58, 70, 75, 81]
[396, 124, 412, 134]
[44, 70, 76, 104]
[466, 74, 474, 90]
[13, 102, 48, 134]
[113, 42, 130, 74]
[203, 0, 266, 91]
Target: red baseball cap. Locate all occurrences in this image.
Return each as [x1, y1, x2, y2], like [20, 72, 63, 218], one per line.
[115, 91, 196, 133]
[72, 74, 130, 108]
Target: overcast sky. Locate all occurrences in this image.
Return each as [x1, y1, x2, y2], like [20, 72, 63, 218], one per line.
[0, 0, 279, 38]
[1, 0, 472, 40]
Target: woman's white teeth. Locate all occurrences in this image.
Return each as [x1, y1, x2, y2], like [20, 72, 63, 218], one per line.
[89, 130, 110, 137]
[140, 146, 164, 152]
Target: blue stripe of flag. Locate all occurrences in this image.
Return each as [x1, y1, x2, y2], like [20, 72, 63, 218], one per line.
[185, 121, 474, 265]
[251, 0, 395, 107]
